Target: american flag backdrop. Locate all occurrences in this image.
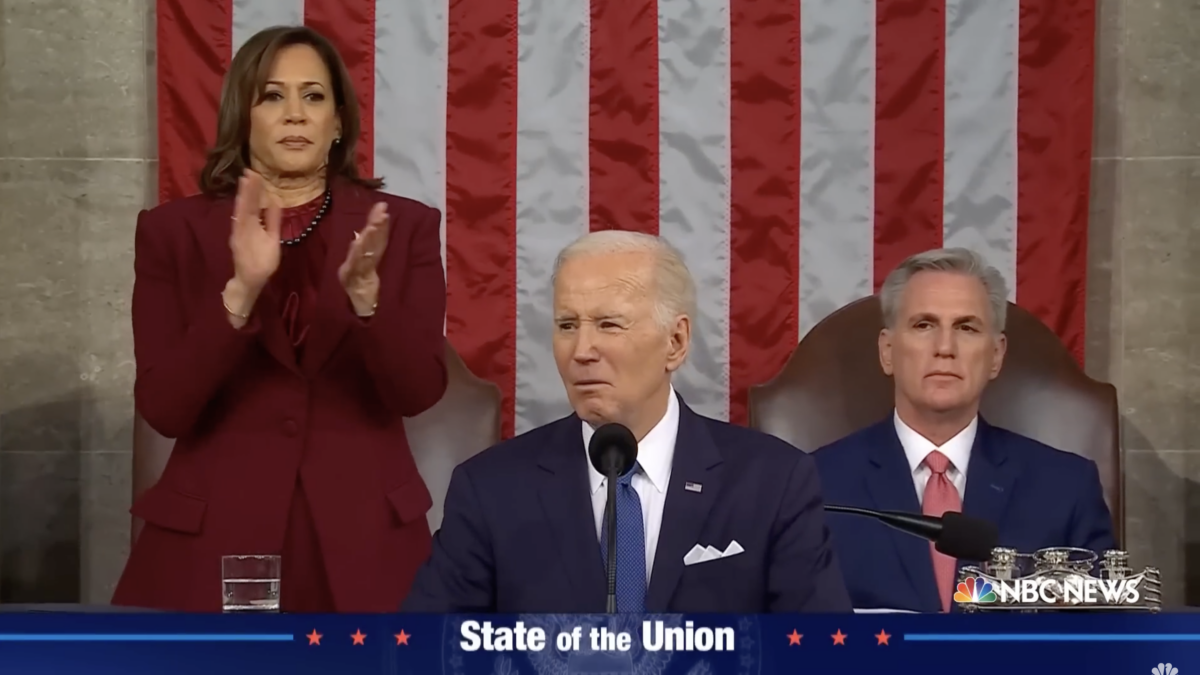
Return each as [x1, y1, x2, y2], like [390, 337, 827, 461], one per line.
[155, 0, 1095, 439]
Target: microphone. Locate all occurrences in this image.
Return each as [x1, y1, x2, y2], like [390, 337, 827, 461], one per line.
[824, 504, 998, 561]
[587, 423, 639, 614]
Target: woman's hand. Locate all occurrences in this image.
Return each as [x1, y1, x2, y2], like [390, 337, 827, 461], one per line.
[223, 170, 282, 325]
[338, 201, 391, 317]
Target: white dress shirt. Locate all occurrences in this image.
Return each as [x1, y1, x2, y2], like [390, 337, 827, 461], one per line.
[582, 387, 679, 580]
[893, 410, 976, 505]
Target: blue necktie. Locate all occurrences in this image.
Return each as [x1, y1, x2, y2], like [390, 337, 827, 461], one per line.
[599, 463, 646, 613]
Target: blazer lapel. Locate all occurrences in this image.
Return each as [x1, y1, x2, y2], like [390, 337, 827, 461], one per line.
[300, 180, 372, 377]
[646, 397, 724, 612]
[535, 415, 607, 611]
[190, 199, 300, 376]
[863, 420, 941, 613]
[961, 417, 1018, 549]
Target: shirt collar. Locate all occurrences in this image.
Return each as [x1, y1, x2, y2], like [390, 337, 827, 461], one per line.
[583, 387, 679, 495]
[893, 409, 976, 475]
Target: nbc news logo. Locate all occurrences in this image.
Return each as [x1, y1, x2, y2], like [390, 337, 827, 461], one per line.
[954, 576, 1141, 605]
[953, 578, 997, 603]
[1152, 664, 1178, 675]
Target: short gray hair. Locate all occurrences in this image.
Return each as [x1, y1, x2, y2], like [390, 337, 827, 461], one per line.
[879, 247, 1008, 332]
[551, 230, 697, 330]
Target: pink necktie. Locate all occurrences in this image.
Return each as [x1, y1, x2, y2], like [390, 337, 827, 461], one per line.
[921, 450, 961, 612]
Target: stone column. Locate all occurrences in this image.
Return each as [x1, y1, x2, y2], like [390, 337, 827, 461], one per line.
[1087, 0, 1200, 605]
[0, 0, 152, 603]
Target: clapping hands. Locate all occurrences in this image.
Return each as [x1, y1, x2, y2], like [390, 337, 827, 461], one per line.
[229, 170, 283, 292]
[339, 201, 391, 317]
[222, 170, 283, 325]
[220, 168, 391, 321]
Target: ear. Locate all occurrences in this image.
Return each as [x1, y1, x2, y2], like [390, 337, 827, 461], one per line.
[989, 332, 1007, 380]
[878, 328, 894, 376]
[664, 315, 691, 373]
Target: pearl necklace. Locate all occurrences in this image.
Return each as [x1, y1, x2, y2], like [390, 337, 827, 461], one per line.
[281, 189, 332, 246]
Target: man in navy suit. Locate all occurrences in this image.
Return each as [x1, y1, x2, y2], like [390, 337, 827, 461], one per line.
[404, 231, 851, 613]
[813, 248, 1116, 613]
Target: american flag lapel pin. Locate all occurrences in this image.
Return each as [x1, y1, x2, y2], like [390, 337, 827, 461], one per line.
[685, 482, 703, 493]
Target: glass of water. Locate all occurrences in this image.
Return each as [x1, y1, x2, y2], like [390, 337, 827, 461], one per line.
[221, 554, 281, 613]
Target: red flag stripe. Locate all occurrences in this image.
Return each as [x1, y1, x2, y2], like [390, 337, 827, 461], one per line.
[156, 0, 232, 203]
[304, 0, 376, 179]
[588, 0, 659, 234]
[1016, 0, 1094, 365]
[872, 0, 946, 287]
[443, 0, 520, 437]
[727, 0, 801, 425]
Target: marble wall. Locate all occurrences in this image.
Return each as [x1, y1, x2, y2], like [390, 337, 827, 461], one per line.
[1086, 0, 1200, 605]
[0, 0, 1197, 605]
[0, 0, 153, 602]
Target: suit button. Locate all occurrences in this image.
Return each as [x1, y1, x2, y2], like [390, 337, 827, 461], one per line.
[283, 420, 299, 437]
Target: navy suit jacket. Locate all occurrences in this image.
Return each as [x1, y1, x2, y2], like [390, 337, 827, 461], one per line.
[403, 395, 852, 613]
[812, 415, 1117, 613]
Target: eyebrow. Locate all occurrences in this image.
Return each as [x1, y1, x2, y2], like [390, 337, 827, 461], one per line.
[553, 313, 628, 322]
[910, 312, 983, 325]
[264, 80, 327, 88]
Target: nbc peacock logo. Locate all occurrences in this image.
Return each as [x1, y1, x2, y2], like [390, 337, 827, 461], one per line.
[953, 577, 997, 603]
[1152, 664, 1178, 675]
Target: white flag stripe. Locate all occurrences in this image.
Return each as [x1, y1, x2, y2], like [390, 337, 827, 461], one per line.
[512, 0, 591, 435]
[373, 0, 450, 266]
[797, 0, 877, 337]
[657, 0, 733, 422]
[232, 0, 304, 54]
[942, 0, 1019, 300]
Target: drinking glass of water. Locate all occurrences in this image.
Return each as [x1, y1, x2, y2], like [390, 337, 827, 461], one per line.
[221, 554, 281, 613]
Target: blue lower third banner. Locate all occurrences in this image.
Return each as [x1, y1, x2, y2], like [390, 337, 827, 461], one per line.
[0, 612, 1197, 673]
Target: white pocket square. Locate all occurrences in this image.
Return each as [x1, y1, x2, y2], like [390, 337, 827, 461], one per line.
[683, 540, 744, 566]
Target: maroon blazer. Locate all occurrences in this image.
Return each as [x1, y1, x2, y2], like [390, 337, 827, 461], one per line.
[111, 178, 448, 612]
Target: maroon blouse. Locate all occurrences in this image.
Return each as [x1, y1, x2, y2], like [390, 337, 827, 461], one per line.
[270, 194, 329, 359]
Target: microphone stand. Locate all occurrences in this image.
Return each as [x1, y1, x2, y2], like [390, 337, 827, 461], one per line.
[823, 504, 999, 561]
[604, 472, 618, 614]
[825, 504, 889, 519]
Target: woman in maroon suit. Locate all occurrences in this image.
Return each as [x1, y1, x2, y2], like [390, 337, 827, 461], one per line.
[112, 26, 447, 612]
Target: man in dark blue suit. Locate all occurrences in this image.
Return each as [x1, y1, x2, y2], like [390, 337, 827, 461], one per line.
[814, 248, 1116, 614]
[404, 231, 851, 613]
